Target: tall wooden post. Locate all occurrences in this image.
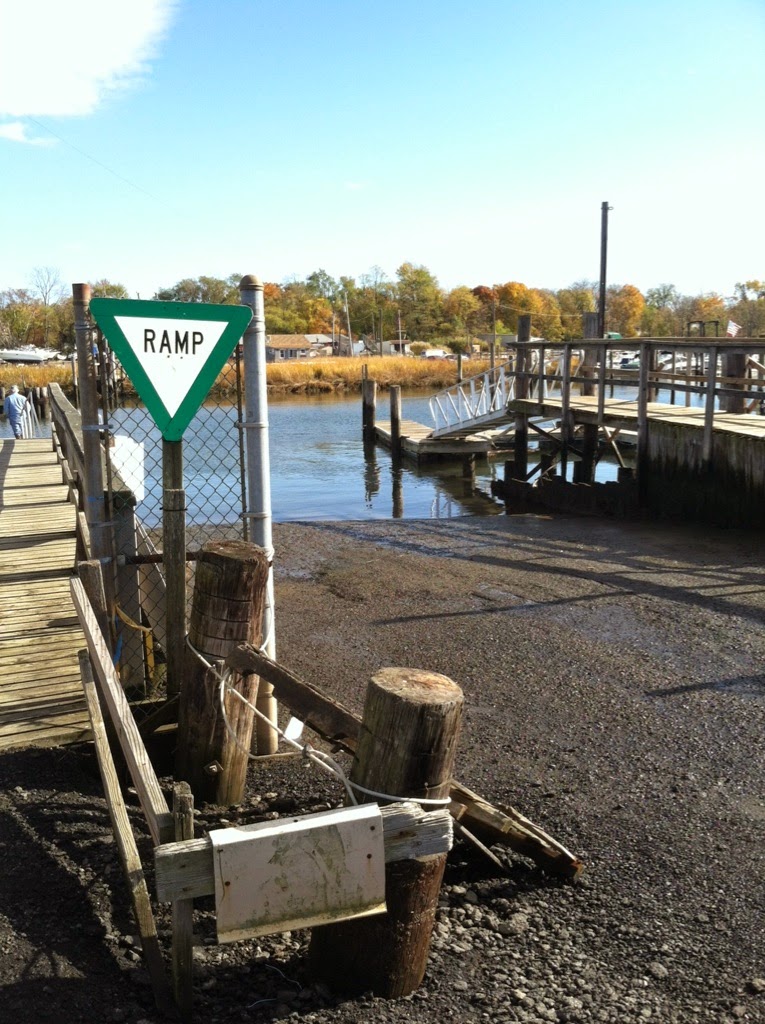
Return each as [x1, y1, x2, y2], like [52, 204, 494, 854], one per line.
[575, 313, 599, 484]
[309, 667, 463, 998]
[362, 378, 377, 448]
[505, 315, 531, 488]
[175, 540, 270, 805]
[722, 346, 746, 413]
[389, 385, 402, 461]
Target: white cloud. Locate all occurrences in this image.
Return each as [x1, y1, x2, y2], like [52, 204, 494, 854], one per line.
[0, 121, 53, 145]
[0, 0, 176, 120]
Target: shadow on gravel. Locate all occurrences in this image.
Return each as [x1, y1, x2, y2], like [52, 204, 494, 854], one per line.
[646, 673, 765, 699]
[0, 749, 139, 998]
[310, 518, 765, 627]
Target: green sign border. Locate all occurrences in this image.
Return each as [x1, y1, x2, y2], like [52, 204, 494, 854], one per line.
[90, 299, 252, 440]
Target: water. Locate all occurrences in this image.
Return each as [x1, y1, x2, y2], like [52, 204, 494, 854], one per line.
[102, 390, 635, 526]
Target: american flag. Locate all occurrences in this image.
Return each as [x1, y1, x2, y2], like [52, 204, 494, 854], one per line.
[726, 320, 742, 337]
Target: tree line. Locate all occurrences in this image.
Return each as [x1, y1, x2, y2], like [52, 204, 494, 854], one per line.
[2, 264, 763, 353]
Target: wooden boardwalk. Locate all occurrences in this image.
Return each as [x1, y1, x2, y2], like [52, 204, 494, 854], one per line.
[0, 438, 90, 751]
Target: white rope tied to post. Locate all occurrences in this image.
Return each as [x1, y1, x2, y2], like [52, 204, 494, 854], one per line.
[184, 635, 452, 809]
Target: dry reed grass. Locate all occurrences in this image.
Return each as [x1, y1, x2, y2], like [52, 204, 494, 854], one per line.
[0, 354, 489, 397]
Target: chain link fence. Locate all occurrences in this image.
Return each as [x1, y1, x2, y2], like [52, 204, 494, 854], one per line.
[97, 340, 248, 710]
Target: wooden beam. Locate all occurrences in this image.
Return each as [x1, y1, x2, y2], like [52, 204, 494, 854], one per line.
[77, 652, 175, 1016]
[155, 801, 453, 903]
[70, 576, 174, 845]
[223, 645, 583, 878]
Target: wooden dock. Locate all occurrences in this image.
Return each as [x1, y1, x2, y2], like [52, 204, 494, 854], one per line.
[0, 438, 90, 751]
[375, 419, 512, 461]
[507, 394, 765, 440]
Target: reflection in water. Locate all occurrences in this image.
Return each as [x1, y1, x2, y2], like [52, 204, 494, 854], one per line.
[392, 467, 404, 518]
[363, 445, 381, 504]
[107, 390, 633, 525]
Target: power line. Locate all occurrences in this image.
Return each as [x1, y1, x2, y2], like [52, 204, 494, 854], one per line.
[24, 116, 173, 209]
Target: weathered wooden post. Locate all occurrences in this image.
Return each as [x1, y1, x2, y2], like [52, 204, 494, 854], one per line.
[362, 377, 377, 448]
[575, 313, 599, 484]
[72, 284, 112, 602]
[309, 667, 463, 998]
[389, 384, 402, 461]
[504, 315, 531, 492]
[722, 344, 747, 413]
[175, 540, 270, 805]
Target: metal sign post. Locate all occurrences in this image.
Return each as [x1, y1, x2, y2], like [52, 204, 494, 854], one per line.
[90, 299, 252, 696]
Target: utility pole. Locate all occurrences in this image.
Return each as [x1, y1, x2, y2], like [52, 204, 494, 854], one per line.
[598, 201, 612, 339]
[491, 296, 497, 371]
[344, 292, 353, 357]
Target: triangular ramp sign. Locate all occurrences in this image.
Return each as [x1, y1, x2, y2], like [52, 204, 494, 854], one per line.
[90, 299, 252, 441]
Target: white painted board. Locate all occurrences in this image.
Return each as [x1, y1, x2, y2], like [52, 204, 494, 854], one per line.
[210, 803, 386, 943]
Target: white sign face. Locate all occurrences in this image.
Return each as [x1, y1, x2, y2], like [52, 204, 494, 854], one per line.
[114, 315, 228, 417]
[210, 804, 387, 943]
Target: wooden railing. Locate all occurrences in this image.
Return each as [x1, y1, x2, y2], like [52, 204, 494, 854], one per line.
[49, 382, 92, 559]
[429, 337, 765, 442]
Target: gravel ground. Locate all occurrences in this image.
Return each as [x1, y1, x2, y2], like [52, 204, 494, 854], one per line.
[1, 512, 764, 1023]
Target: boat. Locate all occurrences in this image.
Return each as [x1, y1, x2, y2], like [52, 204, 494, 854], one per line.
[0, 346, 63, 364]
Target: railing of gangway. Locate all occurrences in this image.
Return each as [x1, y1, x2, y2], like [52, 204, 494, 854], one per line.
[429, 364, 513, 435]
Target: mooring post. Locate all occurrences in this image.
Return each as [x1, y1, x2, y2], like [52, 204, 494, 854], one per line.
[722, 345, 746, 413]
[175, 540, 270, 805]
[509, 315, 531, 485]
[575, 312, 599, 484]
[362, 377, 377, 447]
[389, 384, 402, 461]
[309, 667, 463, 998]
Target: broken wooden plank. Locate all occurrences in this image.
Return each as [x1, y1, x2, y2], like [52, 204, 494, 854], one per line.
[224, 644, 583, 878]
[70, 576, 174, 845]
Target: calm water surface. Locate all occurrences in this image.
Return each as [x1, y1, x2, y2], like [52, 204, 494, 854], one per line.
[105, 389, 628, 525]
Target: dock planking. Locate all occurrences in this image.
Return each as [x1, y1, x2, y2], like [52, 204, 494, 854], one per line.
[375, 418, 512, 460]
[0, 438, 91, 750]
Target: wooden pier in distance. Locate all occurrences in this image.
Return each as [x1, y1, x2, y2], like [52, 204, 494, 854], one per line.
[0, 438, 90, 751]
[375, 418, 511, 462]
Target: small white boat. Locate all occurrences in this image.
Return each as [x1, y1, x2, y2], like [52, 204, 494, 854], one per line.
[0, 346, 61, 364]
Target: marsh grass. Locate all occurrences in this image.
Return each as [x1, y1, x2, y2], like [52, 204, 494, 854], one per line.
[0, 354, 488, 397]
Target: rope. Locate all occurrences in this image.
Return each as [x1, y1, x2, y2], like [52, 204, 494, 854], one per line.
[114, 603, 155, 689]
[184, 636, 451, 809]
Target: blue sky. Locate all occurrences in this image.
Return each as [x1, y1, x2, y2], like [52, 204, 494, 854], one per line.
[1, 0, 763, 302]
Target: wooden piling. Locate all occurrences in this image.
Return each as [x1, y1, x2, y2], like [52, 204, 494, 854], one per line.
[362, 378, 377, 447]
[175, 540, 270, 805]
[389, 385, 402, 460]
[309, 667, 463, 998]
[507, 315, 531, 486]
